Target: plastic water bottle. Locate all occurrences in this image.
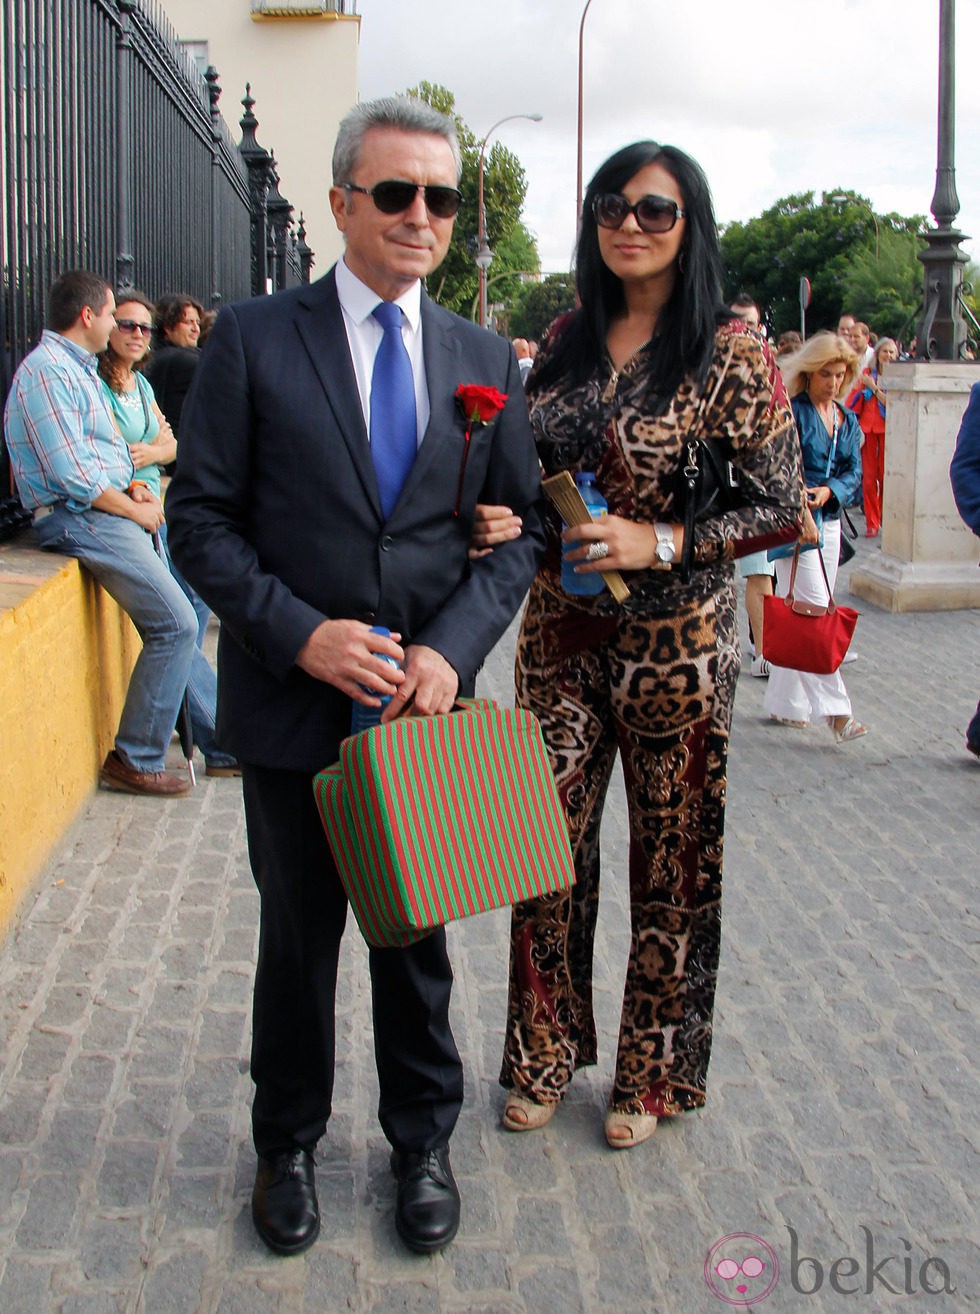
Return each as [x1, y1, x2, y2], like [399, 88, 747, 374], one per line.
[561, 472, 607, 597]
[350, 626, 400, 735]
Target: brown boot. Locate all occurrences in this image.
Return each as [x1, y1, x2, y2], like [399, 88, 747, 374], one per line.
[99, 751, 190, 797]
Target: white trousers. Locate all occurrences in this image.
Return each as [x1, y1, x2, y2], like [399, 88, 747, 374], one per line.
[764, 518, 851, 724]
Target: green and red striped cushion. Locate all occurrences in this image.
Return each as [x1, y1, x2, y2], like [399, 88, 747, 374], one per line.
[313, 700, 575, 947]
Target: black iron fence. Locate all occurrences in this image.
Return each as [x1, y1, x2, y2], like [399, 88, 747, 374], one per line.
[0, 0, 314, 537]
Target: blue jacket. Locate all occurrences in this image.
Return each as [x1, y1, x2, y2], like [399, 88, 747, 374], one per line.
[950, 382, 980, 536]
[790, 392, 862, 518]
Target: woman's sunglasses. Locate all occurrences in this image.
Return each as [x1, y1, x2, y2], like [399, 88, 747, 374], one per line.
[114, 318, 153, 336]
[342, 180, 463, 220]
[592, 193, 686, 234]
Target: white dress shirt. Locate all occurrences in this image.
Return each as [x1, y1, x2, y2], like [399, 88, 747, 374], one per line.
[334, 257, 430, 447]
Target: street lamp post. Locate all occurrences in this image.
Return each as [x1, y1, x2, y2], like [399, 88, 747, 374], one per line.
[476, 113, 542, 331]
[916, 0, 969, 360]
[576, 0, 595, 234]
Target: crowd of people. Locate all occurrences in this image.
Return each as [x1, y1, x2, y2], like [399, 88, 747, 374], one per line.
[3, 275, 238, 795]
[2, 89, 977, 1268]
[723, 297, 913, 741]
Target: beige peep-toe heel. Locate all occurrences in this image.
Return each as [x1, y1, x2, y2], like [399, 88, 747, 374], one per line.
[603, 1109, 658, 1149]
[501, 1092, 556, 1132]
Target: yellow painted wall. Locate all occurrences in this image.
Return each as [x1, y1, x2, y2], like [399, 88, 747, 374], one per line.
[0, 555, 139, 933]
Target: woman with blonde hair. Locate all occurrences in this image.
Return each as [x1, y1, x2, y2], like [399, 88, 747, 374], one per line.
[765, 331, 866, 741]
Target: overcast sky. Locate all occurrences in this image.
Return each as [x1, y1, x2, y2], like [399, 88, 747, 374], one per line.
[356, 0, 980, 278]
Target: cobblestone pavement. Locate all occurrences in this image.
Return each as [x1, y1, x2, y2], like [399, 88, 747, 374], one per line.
[0, 531, 978, 1313]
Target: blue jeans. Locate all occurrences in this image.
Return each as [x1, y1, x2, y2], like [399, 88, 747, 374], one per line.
[162, 522, 210, 646]
[157, 525, 236, 767]
[37, 506, 198, 773]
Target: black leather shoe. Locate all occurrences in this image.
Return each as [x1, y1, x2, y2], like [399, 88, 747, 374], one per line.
[390, 1146, 460, 1253]
[252, 1149, 320, 1255]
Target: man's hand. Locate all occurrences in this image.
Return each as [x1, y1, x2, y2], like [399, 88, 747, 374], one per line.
[127, 484, 166, 532]
[469, 503, 522, 559]
[382, 644, 458, 721]
[296, 620, 406, 700]
[128, 498, 166, 532]
[91, 484, 166, 531]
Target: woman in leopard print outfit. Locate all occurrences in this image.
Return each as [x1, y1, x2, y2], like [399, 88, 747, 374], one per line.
[496, 142, 804, 1148]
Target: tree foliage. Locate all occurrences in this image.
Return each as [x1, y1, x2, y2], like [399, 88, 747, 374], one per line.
[509, 272, 576, 342]
[720, 190, 926, 341]
[404, 82, 539, 317]
[840, 227, 924, 341]
[960, 261, 980, 340]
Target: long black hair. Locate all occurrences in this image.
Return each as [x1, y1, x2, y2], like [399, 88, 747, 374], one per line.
[531, 141, 727, 404]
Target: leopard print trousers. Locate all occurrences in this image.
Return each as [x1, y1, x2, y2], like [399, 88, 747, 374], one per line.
[499, 575, 739, 1117]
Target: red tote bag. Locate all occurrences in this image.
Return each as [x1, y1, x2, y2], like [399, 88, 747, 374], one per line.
[762, 546, 859, 675]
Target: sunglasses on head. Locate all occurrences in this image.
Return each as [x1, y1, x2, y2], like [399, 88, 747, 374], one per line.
[114, 318, 153, 336]
[342, 180, 463, 219]
[592, 193, 686, 233]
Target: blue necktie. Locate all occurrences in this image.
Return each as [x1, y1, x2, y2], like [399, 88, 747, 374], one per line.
[370, 302, 417, 517]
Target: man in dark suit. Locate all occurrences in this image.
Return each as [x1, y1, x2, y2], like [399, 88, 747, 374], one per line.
[166, 95, 544, 1256]
[950, 382, 980, 758]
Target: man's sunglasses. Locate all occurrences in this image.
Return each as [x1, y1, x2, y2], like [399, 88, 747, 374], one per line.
[114, 318, 153, 336]
[592, 193, 686, 234]
[342, 180, 463, 219]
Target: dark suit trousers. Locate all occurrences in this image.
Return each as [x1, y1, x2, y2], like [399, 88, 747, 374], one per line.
[241, 764, 464, 1157]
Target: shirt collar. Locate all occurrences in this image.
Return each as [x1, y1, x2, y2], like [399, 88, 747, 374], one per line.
[41, 329, 99, 373]
[335, 258, 422, 333]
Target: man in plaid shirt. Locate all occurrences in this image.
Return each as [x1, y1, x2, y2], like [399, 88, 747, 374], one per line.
[4, 270, 197, 796]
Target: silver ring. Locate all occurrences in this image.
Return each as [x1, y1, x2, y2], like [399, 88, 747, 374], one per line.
[586, 540, 609, 562]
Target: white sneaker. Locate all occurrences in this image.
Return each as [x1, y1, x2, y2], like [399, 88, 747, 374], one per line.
[841, 651, 859, 665]
[750, 654, 771, 678]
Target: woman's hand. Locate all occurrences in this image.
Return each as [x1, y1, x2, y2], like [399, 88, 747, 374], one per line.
[800, 504, 821, 546]
[806, 485, 832, 509]
[129, 442, 160, 470]
[563, 514, 681, 573]
[469, 503, 523, 559]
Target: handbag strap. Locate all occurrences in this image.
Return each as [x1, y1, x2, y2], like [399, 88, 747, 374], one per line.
[135, 373, 153, 441]
[823, 406, 839, 479]
[786, 541, 838, 615]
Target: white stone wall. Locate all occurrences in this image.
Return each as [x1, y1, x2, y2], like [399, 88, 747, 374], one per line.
[160, 0, 360, 269]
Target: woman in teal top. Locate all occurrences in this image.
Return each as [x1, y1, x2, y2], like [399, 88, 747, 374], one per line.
[98, 292, 238, 776]
[101, 369, 173, 497]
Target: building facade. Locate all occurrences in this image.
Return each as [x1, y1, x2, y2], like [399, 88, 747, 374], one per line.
[160, 0, 360, 269]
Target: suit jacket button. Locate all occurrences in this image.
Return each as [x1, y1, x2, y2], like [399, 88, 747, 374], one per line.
[380, 535, 393, 551]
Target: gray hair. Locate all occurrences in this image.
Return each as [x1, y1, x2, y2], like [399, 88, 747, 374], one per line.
[332, 95, 462, 185]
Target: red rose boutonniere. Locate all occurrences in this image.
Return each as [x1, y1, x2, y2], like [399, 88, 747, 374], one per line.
[453, 384, 508, 516]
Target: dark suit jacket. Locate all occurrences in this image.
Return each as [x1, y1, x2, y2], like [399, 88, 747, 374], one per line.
[166, 267, 545, 771]
[951, 382, 980, 536]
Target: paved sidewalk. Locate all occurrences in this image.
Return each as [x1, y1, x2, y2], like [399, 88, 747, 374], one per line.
[0, 533, 978, 1313]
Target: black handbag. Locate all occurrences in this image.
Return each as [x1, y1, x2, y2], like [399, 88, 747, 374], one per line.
[839, 506, 858, 565]
[673, 438, 787, 583]
[673, 439, 743, 582]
